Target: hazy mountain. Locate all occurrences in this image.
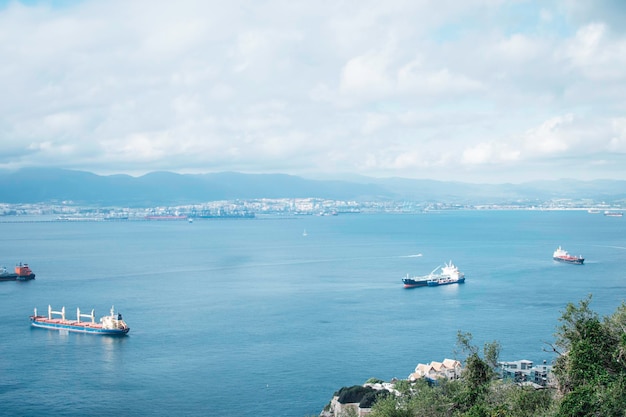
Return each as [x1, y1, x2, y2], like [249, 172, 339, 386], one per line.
[0, 168, 390, 206]
[0, 167, 624, 206]
[366, 177, 626, 203]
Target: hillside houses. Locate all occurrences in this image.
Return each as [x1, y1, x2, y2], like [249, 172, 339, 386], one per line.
[499, 359, 554, 387]
[408, 358, 462, 382]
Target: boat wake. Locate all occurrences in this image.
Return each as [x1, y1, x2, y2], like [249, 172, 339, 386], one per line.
[401, 254, 423, 258]
[594, 245, 626, 251]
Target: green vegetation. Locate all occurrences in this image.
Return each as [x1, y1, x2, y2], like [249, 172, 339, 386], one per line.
[335, 385, 377, 404]
[330, 296, 626, 417]
[551, 295, 626, 417]
[365, 377, 386, 384]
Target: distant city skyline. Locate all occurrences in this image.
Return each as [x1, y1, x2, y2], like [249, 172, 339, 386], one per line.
[1, 0, 625, 183]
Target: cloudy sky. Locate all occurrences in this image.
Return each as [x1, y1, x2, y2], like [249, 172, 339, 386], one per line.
[1, 0, 625, 183]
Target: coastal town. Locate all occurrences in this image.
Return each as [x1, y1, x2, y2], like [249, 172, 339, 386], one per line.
[0, 197, 624, 221]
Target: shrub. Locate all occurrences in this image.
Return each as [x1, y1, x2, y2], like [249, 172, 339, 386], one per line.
[336, 385, 376, 404]
[359, 390, 391, 408]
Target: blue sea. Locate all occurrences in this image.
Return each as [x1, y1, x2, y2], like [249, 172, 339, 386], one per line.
[1, 210, 626, 416]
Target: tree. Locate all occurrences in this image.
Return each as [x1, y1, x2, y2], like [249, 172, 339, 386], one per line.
[368, 395, 415, 417]
[552, 295, 626, 417]
[452, 331, 501, 414]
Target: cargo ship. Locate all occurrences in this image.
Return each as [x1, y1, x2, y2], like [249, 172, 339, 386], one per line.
[553, 246, 584, 264]
[30, 305, 130, 336]
[0, 263, 35, 281]
[403, 261, 465, 288]
[145, 215, 188, 221]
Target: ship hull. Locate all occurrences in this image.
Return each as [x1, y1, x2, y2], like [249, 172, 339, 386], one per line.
[402, 279, 429, 288]
[30, 318, 129, 336]
[0, 273, 35, 281]
[553, 256, 584, 265]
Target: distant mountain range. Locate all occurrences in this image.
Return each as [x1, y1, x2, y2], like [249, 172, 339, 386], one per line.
[0, 167, 625, 206]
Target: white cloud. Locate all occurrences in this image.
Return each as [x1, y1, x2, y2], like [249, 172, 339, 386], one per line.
[461, 142, 520, 165]
[339, 52, 394, 98]
[361, 113, 390, 135]
[397, 63, 483, 96]
[522, 114, 574, 155]
[308, 83, 336, 103]
[565, 23, 606, 67]
[42, 112, 85, 133]
[101, 132, 168, 162]
[0, 0, 625, 182]
[564, 22, 626, 81]
[496, 34, 541, 63]
[608, 118, 626, 152]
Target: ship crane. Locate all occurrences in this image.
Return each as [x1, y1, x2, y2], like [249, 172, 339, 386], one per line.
[76, 308, 96, 323]
[48, 305, 66, 320]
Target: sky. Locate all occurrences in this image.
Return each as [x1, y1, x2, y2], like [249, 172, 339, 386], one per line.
[1, 0, 625, 183]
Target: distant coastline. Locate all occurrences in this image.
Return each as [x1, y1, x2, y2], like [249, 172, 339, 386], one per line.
[0, 196, 624, 221]
[1, 200, 625, 222]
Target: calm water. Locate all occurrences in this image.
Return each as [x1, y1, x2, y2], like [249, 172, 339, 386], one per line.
[1, 211, 625, 416]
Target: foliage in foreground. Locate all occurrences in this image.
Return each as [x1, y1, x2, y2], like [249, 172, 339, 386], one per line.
[361, 296, 626, 417]
[551, 295, 626, 417]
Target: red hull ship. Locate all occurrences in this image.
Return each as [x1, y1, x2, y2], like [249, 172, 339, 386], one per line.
[30, 305, 130, 336]
[0, 263, 35, 281]
[553, 246, 584, 265]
